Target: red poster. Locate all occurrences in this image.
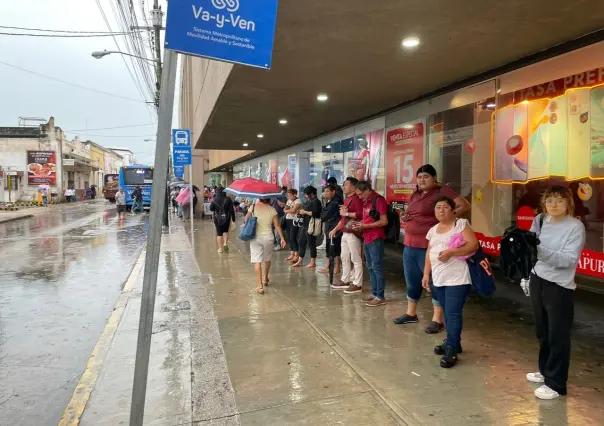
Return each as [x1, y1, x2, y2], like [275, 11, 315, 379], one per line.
[268, 159, 278, 185]
[385, 122, 424, 202]
[475, 232, 604, 279]
[27, 151, 57, 185]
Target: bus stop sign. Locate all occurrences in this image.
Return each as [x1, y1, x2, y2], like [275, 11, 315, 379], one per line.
[172, 129, 192, 166]
[164, 0, 280, 69]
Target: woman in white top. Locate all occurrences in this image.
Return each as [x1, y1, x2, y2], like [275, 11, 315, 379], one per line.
[245, 199, 287, 294]
[283, 189, 302, 263]
[526, 186, 585, 400]
[422, 196, 479, 369]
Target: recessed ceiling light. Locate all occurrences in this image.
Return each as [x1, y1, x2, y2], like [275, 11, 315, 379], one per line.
[242, 143, 249, 147]
[316, 93, 329, 102]
[279, 119, 288, 125]
[401, 37, 420, 49]
[257, 134, 264, 139]
[486, 103, 496, 108]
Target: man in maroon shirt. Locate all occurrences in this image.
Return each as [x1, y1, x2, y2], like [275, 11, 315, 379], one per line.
[329, 177, 363, 292]
[352, 181, 388, 306]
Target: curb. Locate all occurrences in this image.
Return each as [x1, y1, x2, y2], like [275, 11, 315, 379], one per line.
[58, 249, 146, 426]
[0, 214, 34, 224]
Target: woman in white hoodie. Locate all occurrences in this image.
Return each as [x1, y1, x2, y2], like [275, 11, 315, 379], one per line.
[526, 185, 585, 400]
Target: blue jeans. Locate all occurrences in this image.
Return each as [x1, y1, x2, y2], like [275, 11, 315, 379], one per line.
[132, 200, 143, 213]
[403, 246, 440, 307]
[364, 239, 386, 300]
[432, 285, 471, 349]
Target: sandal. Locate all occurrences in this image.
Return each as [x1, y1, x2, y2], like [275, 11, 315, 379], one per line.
[291, 260, 303, 267]
[256, 286, 264, 295]
[305, 263, 316, 269]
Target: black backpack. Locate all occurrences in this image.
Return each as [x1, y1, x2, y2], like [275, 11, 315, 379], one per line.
[214, 198, 229, 226]
[370, 195, 401, 244]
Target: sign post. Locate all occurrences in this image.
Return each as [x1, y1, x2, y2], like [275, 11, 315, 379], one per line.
[172, 129, 193, 223]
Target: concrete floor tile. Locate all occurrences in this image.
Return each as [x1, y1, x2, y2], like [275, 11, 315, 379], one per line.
[239, 392, 397, 425]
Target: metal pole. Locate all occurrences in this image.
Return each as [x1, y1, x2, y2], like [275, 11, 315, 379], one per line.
[189, 166, 193, 223]
[129, 48, 178, 426]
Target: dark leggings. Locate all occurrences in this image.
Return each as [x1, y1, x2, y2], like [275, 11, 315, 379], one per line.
[298, 228, 317, 259]
[287, 219, 300, 252]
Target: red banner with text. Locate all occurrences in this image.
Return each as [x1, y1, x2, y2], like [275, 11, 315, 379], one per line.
[475, 232, 604, 279]
[385, 122, 424, 202]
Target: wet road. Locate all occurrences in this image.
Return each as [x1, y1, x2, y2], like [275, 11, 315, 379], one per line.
[0, 201, 149, 426]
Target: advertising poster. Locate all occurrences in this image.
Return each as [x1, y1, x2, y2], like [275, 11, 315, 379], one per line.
[590, 85, 604, 178]
[566, 88, 591, 180]
[385, 122, 424, 202]
[27, 151, 57, 185]
[349, 130, 383, 191]
[268, 159, 278, 185]
[288, 154, 297, 190]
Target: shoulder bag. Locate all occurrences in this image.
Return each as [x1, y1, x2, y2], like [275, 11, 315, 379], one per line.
[239, 204, 257, 241]
[307, 199, 324, 237]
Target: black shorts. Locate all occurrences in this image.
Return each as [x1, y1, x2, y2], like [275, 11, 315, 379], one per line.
[215, 221, 230, 236]
[117, 205, 126, 213]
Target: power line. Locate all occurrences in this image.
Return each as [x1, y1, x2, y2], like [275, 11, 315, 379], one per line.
[0, 31, 135, 38]
[65, 123, 155, 131]
[0, 24, 139, 34]
[0, 59, 147, 103]
[68, 134, 156, 138]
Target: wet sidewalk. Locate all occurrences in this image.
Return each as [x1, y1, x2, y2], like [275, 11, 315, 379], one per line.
[191, 219, 604, 426]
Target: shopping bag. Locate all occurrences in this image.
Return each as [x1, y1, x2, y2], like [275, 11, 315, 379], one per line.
[239, 205, 256, 241]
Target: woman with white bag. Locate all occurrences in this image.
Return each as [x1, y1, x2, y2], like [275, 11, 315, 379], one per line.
[292, 186, 322, 269]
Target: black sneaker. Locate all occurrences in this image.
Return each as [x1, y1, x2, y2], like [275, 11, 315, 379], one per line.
[434, 339, 463, 355]
[425, 321, 444, 334]
[393, 314, 419, 325]
[440, 346, 459, 368]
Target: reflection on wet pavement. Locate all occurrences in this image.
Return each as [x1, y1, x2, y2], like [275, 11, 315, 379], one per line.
[0, 201, 149, 425]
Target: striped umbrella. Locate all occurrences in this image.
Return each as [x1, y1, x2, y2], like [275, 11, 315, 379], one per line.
[224, 178, 282, 199]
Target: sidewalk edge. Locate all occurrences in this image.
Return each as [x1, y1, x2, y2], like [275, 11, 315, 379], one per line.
[0, 214, 33, 224]
[58, 249, 146, 426]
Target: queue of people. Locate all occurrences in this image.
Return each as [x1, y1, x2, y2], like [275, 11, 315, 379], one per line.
[212, 164, 585, 400]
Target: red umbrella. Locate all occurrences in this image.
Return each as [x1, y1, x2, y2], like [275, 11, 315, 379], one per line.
[225, 178, 283, 199]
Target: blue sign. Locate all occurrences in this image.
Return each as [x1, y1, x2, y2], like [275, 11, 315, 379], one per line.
[173, 165, 185, 178]
[172, 129, 192, 166]
[165, 0, 279, 69]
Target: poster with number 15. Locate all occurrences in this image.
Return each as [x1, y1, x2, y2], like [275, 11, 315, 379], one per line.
[385, 122, 425, 202]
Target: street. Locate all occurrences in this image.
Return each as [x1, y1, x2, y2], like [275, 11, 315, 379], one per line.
[0, 201, 149, 425]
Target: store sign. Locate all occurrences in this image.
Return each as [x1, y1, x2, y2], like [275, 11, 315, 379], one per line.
[165, 0, 280, 69]
[516, 205, 536, 231]
[504, 67, 604, 103]
[475, 232, 604, 279]
[27, 151, 57, 185]
[63, 159, 75, 166]
[385, 122, 424, 202]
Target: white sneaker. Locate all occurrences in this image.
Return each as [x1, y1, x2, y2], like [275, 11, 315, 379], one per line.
[217, 248, 223, 253]
[534, 385, 560, 400]
[526, 372, 545, 383]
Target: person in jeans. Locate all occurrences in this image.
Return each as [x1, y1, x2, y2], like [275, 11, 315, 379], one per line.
[352, 181, 388, 307]
[131, 186, 144, 213]
[245, 199, 287, 294]
[422, 196, 478, 368]
[293, 186, 322, 269]
[283, 189, 302, 264]
[394, 164, 470, 334]
[329, 177, 363, 292]
[526, 186, 585, 400]
[318, 184, 341, 275]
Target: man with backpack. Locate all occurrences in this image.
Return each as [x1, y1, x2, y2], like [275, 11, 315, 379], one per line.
[210, 187, 235, 253]
[352, 181, 389, 307]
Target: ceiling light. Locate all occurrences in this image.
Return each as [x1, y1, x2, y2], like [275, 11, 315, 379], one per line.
[279, 119, 288, 125]
[243, 143, 249, 147]
[326, 145, 331, 149]
[316, 93, 329, 102]
[401, 37, 420, 49]
[257, 134, 264, 138]
[486, 103, 496, 108]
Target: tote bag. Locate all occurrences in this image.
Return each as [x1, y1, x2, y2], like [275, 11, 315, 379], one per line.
[239, 205, 257, 241]
[308, 217, 323, 237]
[466, 248, 496, 297]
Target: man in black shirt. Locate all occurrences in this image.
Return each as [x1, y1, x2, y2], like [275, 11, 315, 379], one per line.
[318, 184, 341, 274]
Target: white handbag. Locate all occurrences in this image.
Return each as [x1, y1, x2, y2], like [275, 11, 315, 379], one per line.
[308, 217, 323, 237]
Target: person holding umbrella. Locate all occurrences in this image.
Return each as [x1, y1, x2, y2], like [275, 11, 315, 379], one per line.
[244, 198, 287, 294]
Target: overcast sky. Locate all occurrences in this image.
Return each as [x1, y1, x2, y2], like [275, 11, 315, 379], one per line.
[0, 0, 177, 165]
